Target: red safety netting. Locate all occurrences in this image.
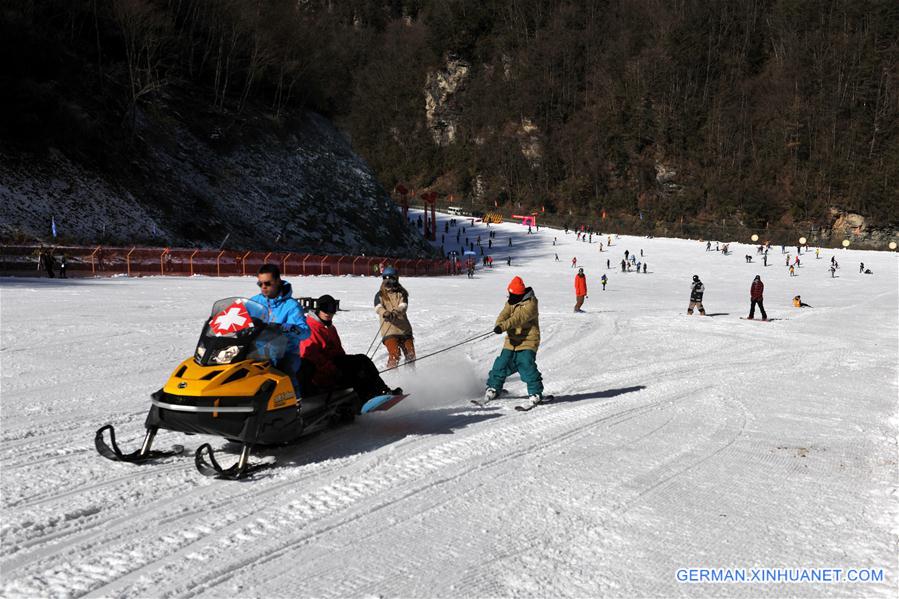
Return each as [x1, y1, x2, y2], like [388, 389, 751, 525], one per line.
[1, 245, 458, 278]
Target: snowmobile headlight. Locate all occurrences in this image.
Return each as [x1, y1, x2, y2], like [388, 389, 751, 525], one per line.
[210, 345, 240, 364]
[195, 344, 207, 361]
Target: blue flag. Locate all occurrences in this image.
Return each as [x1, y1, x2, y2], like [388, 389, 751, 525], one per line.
[51, 216, 57, 238]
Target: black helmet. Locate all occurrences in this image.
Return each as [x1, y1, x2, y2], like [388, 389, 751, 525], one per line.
[692, 275, 699, 282]
[316, 294, 339, 314]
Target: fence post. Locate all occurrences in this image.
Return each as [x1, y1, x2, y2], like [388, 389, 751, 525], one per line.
[241, 251, 251, 276]
[416, 259, 423, 275]
[302, 254, 309, 276]
[352, 256, 361, 276]
[90, 246, 101, 274]
[189, 249, 199, 276]
[282, 253, 292, 276]
[216, 250, 225, 277]
[160, 248, 170, 275]
[320, 256, 327, 276]
[336, 256, 346, 276]
[263, 252, 272, 265]
[127, 247, 136, 276]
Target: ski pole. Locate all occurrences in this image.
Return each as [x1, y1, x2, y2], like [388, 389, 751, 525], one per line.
[366, 320, 388, 359]
[378, 331, 495, 374]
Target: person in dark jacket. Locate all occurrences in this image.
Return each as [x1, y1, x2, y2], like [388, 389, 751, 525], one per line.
[688, 275, 706, 315]
[300, 295, 399, 411]
[748, 275, 767, 320]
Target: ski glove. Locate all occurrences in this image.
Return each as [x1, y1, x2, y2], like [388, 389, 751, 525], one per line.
[493, 325, 503, 334]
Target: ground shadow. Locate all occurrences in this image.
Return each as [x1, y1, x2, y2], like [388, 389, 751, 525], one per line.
[704, 312, 730, 317]
[549, 385, 646, 404]
[220, 405, 504, 473]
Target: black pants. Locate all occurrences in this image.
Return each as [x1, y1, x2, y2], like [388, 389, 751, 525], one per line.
[749, 299, 767, 319]
[301, 354, 391, 410]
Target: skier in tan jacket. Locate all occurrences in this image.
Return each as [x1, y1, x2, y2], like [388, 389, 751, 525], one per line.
[374, 267, 416, 369]
[478, 276, 545, 407]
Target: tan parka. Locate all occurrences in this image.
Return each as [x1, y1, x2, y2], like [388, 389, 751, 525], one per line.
[374, 283, 414, 339]
[495, 288, 540, 352]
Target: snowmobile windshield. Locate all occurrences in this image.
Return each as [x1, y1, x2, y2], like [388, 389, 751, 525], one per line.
[194, 297, 289, 365]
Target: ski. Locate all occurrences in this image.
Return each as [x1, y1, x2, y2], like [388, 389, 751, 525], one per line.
[514, 395, 554, 411]
[471, 388, 508, 407]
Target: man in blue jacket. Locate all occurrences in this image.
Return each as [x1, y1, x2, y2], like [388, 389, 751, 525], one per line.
[250, 263, 311, 390]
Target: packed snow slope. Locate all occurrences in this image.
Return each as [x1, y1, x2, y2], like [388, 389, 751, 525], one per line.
[2, 212, 897, 598]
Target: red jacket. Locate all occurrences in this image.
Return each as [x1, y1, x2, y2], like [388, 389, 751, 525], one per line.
[574, 274, 587, 296]
[750, 279, 764, 300]
[300, 313, 346, 387]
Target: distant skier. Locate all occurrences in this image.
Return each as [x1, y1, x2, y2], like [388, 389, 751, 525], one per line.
[789, 265, 795, 277]
[481, 276, 544, 407]
[506, 256, 512, 266]
[621, 259, 626, 272]
[687, 275, 706, 315]
[574, 268, 587, 312]
[706, 241, 711, 251]
[830, 265, 836, 278]
[763, 254, 768, 267]
[792, 295, 812, 308]
[748, 275, 767, 320]
[624, 250, 629, 261]
[859, 262, 864, 273]
[601, 274, 608, 290]
[643, 262, 647, 274]
[606, 258, 610, 269]
[374, 267, 416, 370]
[59, 254, 67, 278]
[571, 257, 577, 268]
[555, 253, 560, 261]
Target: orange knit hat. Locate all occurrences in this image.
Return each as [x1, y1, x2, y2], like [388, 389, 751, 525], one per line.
[507, 276, 526, 295]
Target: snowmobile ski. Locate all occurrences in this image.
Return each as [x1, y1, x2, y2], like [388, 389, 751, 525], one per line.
[194, 443, 274, 481]
[95, 425, 184, 463]
[361, 393, 410, 414]
[514, 395, 555, 412]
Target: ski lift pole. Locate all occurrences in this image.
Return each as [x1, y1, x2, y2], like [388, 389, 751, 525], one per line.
[378, 331, 495, 374]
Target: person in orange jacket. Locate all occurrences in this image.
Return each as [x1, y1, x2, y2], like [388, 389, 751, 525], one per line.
[574, 267, 588, 312]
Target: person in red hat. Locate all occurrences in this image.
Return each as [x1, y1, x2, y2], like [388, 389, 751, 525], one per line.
[478, 276, 545, 407]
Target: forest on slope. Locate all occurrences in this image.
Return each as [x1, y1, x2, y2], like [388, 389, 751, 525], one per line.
[1, 0, 896, 242]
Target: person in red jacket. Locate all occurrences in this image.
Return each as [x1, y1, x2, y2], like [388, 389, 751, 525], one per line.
[574, 267, 588, 312]
[300, 294, 399, 411]
[748, 275, 768, 320]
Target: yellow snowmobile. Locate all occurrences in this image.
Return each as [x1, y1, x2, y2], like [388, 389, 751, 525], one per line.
[95, 297, 358, 480]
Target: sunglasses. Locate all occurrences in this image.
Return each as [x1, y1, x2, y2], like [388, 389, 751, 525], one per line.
[257, 280, 276, 287]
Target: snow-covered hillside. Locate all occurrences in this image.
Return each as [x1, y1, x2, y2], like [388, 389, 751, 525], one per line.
[0, 111, 433, 257]
[1, 213, 897, 597]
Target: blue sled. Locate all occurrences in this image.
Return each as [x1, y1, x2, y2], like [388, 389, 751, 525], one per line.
[361, 393, 410, 414]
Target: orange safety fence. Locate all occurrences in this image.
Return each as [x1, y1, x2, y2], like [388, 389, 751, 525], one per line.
[1, 245, 460, 278]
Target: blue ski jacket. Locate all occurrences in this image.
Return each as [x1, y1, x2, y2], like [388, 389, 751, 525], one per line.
[250, 281, 310, 355]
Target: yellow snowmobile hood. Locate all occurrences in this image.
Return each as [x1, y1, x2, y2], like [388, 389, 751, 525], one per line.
[162, 358, 297, 411]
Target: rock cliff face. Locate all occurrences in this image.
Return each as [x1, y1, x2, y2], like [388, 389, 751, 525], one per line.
[424, 57, 470, 146]
[0, 108, 435, 257]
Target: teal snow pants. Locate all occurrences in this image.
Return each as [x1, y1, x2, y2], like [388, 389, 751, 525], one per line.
[487, 349, 544, 396]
